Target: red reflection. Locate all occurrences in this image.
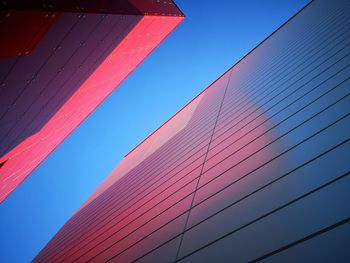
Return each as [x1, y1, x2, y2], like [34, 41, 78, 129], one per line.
[0, 15, 183, 203]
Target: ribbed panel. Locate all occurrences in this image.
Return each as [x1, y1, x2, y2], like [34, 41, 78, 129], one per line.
[35, 0, 350, 262]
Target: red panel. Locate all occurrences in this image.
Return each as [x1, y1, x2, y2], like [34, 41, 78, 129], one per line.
[0, 11, 58, 58]
[0, 14, 183, 203]
[1, 0, 184, 16]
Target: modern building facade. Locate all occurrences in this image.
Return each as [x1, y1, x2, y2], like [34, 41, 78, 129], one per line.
[0, 1, 184, 202]
[35, 0, 350, 262]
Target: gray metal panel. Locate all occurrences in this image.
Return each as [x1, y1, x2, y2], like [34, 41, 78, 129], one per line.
[261, 222, 350, 263]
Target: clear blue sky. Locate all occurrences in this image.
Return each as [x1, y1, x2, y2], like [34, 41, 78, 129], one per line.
[0, 1, 308, 262]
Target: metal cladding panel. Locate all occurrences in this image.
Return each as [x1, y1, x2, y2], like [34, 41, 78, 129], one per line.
[0, 11, 59, 58]
[33, 58, 230, 262]
[1, 0, 184, 16]
[0, 7, 184, 202]
[35, 0, 350, 262]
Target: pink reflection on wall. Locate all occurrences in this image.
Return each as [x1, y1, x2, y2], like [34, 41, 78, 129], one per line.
[80, 90, 206, 210]
[189, 108, 277, 228]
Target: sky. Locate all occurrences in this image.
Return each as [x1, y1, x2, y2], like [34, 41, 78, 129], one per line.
[0, 0, 308, 262]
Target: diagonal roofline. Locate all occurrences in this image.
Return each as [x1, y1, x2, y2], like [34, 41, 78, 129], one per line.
[124, 0, 313, 158]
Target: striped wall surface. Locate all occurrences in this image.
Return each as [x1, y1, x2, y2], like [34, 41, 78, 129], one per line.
[35, 0, 350, 261]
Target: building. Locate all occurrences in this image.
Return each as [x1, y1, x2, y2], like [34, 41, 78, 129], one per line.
[35, 0, 350, 262]
[0, 0, 184, 202]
